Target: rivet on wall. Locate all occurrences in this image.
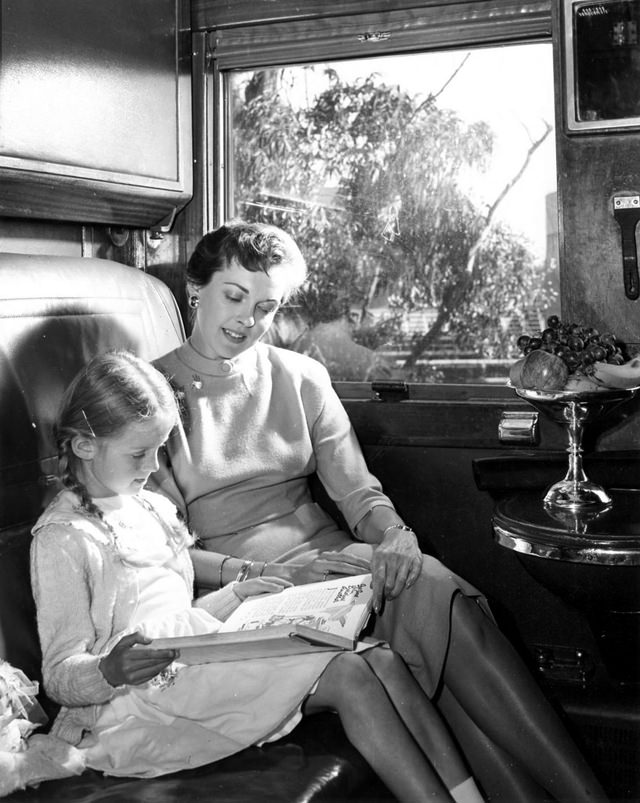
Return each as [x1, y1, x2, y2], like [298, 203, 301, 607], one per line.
[106, 226, 130, 248]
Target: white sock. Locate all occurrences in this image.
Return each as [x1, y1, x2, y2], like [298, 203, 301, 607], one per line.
[449, 776, 485, 803]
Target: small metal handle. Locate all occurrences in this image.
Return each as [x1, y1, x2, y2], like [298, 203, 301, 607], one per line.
[498, 411, 538, 444]
[613, 195, 640, 300]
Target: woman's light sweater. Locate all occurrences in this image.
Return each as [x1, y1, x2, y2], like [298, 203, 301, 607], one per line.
[152, 340, 395, 541]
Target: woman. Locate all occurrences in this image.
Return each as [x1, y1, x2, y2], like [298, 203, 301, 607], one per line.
[151, 220, 606, 802]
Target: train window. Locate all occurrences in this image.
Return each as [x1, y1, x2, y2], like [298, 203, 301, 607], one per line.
[224, 42, 558, 385]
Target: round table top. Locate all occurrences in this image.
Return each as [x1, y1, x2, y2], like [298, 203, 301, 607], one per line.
[492, 489, 640, 566]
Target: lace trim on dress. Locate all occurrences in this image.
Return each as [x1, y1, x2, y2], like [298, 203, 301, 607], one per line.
[80, 495, 188, 568]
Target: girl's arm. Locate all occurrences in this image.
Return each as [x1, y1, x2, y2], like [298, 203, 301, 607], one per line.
[30, 525, 123, 706]
[193, 577, 292, 620]
[188, 548, 266, 591]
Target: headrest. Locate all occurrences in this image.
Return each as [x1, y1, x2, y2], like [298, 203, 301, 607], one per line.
[0, 253, 185, 532]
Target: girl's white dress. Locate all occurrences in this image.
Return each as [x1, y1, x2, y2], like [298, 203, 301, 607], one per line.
[32, 492, 343, 779]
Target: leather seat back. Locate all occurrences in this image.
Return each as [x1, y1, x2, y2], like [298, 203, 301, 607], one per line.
[0, 253, 184, 686]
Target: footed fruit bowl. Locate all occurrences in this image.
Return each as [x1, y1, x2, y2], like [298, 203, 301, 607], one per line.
[514, 385, 640, 510]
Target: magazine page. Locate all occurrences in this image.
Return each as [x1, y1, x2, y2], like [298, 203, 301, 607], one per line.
[219, 573, 373, 642]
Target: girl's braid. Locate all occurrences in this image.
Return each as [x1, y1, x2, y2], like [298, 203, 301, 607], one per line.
[57, 434, 105, 523]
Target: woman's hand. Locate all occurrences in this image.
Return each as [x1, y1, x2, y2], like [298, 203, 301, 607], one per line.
[267, 550, 371, 586]
[233, 576, 292, 601]
[99, 632, 178, 688]
[370, 529, 423, 613]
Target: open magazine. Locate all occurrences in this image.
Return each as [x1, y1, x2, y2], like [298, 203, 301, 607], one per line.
[149, 574, 373, 664]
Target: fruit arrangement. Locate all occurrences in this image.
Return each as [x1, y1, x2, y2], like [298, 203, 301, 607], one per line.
[509, 315, 640, 393]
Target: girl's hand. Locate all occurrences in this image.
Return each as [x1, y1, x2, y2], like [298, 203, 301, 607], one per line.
[233, 577, 292, 601]
[99, 632, 178, 687]
[267, 551, 371, 586]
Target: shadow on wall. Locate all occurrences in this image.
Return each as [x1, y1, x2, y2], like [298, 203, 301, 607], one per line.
[0, 314, 143, 533]
[0, 314, 145, 687]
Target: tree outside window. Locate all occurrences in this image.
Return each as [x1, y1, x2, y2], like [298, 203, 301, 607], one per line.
[229, 45, 559, 383]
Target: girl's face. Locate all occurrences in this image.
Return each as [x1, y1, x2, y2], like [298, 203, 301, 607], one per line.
[73, 414, 174, 498]
[189, 259, 294, 360]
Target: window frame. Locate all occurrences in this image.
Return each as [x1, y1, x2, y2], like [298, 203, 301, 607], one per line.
[198, 1, 555, 399]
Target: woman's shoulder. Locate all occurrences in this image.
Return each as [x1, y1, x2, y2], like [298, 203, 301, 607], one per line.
[260, 343, 331, 385]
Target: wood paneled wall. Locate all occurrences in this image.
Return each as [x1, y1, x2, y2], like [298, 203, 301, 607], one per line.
[552, 2, 640, 350]
[557, 133, 640, 349]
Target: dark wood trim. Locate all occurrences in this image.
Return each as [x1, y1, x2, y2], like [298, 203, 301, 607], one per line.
[192, 0, 552, 33]
[0, 172, 190, 229]
[342, 397, 568, 449]
[207, 2, 551, 69]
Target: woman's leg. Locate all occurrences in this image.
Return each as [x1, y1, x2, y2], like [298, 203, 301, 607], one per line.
[360, 647, 483, 802]
[306, 652, 455, 803]
[440, 594, 607, 802]
[436, 684, 551, 803]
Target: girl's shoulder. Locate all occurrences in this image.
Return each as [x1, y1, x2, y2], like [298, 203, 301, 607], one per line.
[33, 489, 85, 529]
[31, 490, 107, 545]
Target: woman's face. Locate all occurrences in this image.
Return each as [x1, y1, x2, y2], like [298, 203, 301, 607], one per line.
[189, 259, 293, 360]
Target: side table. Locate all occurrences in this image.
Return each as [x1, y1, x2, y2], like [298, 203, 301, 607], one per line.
[492, 489, 640, 684]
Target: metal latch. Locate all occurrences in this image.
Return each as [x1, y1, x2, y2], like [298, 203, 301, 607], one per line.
[534, 644, 594, 687]
[371, 381, 409, 402]
[498, 410, 538, 444]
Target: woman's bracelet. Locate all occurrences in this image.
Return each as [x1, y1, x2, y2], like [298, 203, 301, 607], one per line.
[218, 555, 231, 587]
[235, 560, 253, 583]
[382, 523, 415, 539]
[259, 562, 267, 577]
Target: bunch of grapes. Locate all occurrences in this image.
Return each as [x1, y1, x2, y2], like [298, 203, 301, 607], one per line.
[516, 315, 628, 374]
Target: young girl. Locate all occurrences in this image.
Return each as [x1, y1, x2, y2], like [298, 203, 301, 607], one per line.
[30, 350, 485, 803]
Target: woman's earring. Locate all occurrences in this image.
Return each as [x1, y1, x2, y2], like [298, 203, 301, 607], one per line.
[189, 295, 200, 309]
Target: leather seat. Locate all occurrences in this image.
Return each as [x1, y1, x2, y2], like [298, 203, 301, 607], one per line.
[0, 253, 392, 803]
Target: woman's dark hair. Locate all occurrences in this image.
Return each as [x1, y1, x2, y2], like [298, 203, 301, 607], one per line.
[187, 220, 307, 301]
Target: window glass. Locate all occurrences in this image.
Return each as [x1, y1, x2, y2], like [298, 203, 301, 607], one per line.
[228, 43, 559, 384]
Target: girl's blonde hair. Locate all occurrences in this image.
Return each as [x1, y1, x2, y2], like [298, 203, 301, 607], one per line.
[55, 350, 179, 520]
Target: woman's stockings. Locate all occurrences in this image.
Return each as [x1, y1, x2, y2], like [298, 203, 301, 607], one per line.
[439, 594, 607, 802]
[361, 648, 484, 801]
[437, 684, 550, 802]
[307, 651, 470, 803]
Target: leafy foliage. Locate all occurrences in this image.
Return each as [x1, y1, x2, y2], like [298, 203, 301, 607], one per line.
[232, 66, 556, 375]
